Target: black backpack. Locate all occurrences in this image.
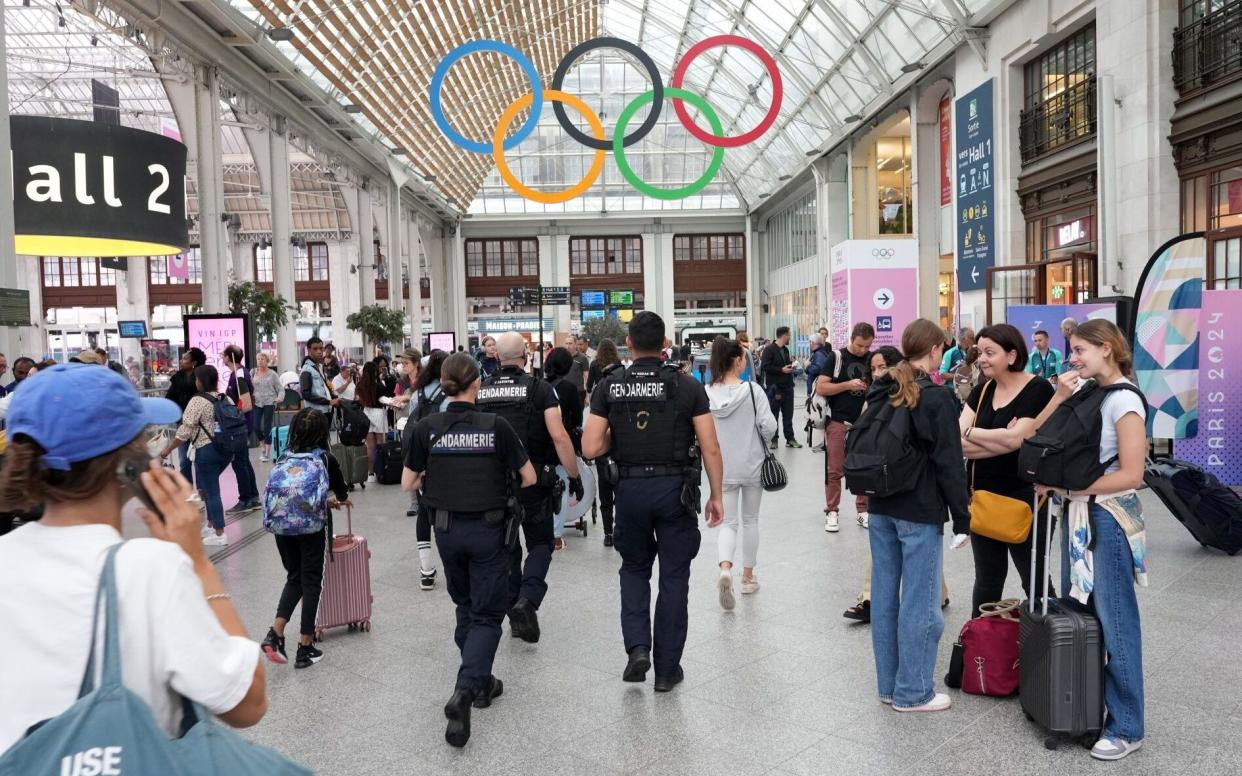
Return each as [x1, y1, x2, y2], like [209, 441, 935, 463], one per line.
[1018, 380, 1147, 491]
[414, 385, 446, 423]
[334, 400, 371, 447]
[843, 385, 926, 498]
[197, 393, 250, 456]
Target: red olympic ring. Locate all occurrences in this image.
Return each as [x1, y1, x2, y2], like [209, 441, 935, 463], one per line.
[670, 34, 783, 148]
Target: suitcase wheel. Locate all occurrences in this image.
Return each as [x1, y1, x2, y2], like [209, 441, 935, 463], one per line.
[313, 630, 323, 643]
[362, 621, 371, 632]
[1044, 738, 1058, 751]
[1024, 712, 1033, 722]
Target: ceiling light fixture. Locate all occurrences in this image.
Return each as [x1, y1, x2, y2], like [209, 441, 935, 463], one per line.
[900, 62, 926, 73]
[805, 149, 822, 157]
[343, 104, 362, 114]
[267, 27, 294, 42]
[844, 113, 863, 123]
[422, 174, 436, 182]
[779, 174, 792, 181]
[760, 192, 771, 197]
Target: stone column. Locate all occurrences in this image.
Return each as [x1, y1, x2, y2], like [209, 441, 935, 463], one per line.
[356, 183, 375, 306]
[195, 65, 227, 313]
[269, 119, 298, 371]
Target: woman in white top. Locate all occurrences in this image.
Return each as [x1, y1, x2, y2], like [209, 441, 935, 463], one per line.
[0, 363, 266, 755]
[704, 337, 777, 609]
[1032, 319, 1147, 762]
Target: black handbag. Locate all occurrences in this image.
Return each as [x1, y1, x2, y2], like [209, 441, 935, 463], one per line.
[747, 384, 787, 492]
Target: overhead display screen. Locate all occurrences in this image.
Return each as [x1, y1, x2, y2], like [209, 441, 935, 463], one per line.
[580, 290, 606, 307]
[609, 290, 634, 306]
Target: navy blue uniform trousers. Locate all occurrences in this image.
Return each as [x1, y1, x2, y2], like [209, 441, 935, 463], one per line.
[434, 515, 509, 693]
[511, 486, 554, 609]
[614, 475, 702, 677]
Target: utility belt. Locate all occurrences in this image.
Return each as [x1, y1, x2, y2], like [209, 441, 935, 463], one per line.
[430, 502, 524, 550]
[613, 459, 704, 518]
[616, 463, 689, 479]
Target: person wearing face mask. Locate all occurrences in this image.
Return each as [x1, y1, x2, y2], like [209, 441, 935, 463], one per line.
[959, 324, 1056, 618]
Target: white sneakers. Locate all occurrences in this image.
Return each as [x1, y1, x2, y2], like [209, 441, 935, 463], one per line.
[203, 532, 229, 546]
[857, 512, 870, 529]
[717, 570, 735, 610]
[824, 511, 840, 532]
[1091, 738, 1142, 761]
[366, 473, 377, 484]
[740, 575, 759, 595]
[893, 693, 951, 713]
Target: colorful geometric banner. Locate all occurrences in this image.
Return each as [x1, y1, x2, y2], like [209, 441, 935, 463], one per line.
[1131, 234, 1206, 439]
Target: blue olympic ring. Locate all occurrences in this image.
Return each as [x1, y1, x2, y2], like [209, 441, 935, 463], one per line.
[429, 40, 543, 154]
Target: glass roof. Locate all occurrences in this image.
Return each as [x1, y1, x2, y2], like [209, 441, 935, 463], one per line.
[223, 0, 992, 215]
[9, 0, 992, 217]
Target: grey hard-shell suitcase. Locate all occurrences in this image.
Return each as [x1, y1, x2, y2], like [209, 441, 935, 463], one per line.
[1018, 497, 1104, 749]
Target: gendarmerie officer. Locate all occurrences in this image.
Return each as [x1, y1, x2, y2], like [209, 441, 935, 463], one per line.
[476, 331, 583, 643]
[402, 353, 536, 747]
[582, 311, 724, 692]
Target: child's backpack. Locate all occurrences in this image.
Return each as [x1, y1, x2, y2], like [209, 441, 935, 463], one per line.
[263, 452, 330, 535]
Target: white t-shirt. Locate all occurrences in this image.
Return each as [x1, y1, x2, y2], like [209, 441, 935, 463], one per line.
[1076, 377, 1146, 473]
[331, 374, 356, 402]
[0, 523, 258, 753]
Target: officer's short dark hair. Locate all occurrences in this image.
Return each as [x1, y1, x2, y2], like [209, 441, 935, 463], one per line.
[628, 311, 665, 353]
[775, 326, 790, 339]
[851, 323, 876, 341]
[977, 323, 1029, 371]
[1034, 329, 1049, 338]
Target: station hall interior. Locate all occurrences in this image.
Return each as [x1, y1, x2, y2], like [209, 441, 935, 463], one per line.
[2, 0, 1241, 774]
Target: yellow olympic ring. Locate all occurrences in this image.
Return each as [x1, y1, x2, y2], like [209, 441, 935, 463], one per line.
[493, 89, 605, 205]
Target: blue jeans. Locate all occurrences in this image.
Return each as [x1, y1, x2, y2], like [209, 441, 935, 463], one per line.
[1062, 504, 1145, 741]
[869, 513, 945, 708]
[175, 439, 194, 484]
[194, 443, 233, 531]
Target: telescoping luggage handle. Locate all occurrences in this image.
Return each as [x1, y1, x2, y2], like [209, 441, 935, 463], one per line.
[1028, 491, 1062, 616]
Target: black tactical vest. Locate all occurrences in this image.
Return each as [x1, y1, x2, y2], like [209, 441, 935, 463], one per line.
[421, 411, 509, 512]
[476, 368, 554, 465]
[605, 362, 689, 466]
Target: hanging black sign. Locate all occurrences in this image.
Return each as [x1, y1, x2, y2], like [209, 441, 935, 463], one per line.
[10, 115, 188, 257]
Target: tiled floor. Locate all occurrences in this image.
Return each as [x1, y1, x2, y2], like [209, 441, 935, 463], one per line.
[215, 429, 1242, 775]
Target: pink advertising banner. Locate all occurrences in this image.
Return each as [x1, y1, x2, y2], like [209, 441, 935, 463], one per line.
[1174, 289, 1242, 485]
[184, 314, 250, 393]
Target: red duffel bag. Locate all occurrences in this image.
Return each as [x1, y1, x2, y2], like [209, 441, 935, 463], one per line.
[950, 599, 1021, 697]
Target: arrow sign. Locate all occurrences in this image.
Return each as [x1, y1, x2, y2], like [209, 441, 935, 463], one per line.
[873, 288, 895, 310]
[971, 265, 980, 284]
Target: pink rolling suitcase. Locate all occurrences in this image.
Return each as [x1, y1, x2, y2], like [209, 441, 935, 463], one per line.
[314, 506, 373, 640]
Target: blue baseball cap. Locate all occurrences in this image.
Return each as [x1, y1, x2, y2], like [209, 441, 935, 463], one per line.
[6, 362, 182, 470]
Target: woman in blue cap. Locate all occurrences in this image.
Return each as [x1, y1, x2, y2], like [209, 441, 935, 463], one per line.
[0, 363, 267, 754]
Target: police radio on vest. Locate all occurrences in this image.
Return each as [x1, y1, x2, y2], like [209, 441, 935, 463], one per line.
[16, 152, 177, 214]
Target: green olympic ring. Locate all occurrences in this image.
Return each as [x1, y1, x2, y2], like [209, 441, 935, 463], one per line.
[613, 87, 725, 200]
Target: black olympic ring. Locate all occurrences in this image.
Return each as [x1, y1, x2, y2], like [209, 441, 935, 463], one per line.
[550, 36, 664, 151]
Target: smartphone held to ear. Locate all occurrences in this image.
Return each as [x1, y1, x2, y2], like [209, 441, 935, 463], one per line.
[117, 454, 162, 520]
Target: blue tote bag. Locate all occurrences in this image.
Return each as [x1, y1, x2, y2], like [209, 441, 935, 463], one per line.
[0, 543, 311, 776]
[0, 544, 191, 776]
[171, 698, 311, 776]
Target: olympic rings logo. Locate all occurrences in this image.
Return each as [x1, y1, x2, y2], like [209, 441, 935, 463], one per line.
[871, 249, 896, 258]
[428, 35, 783, 204]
